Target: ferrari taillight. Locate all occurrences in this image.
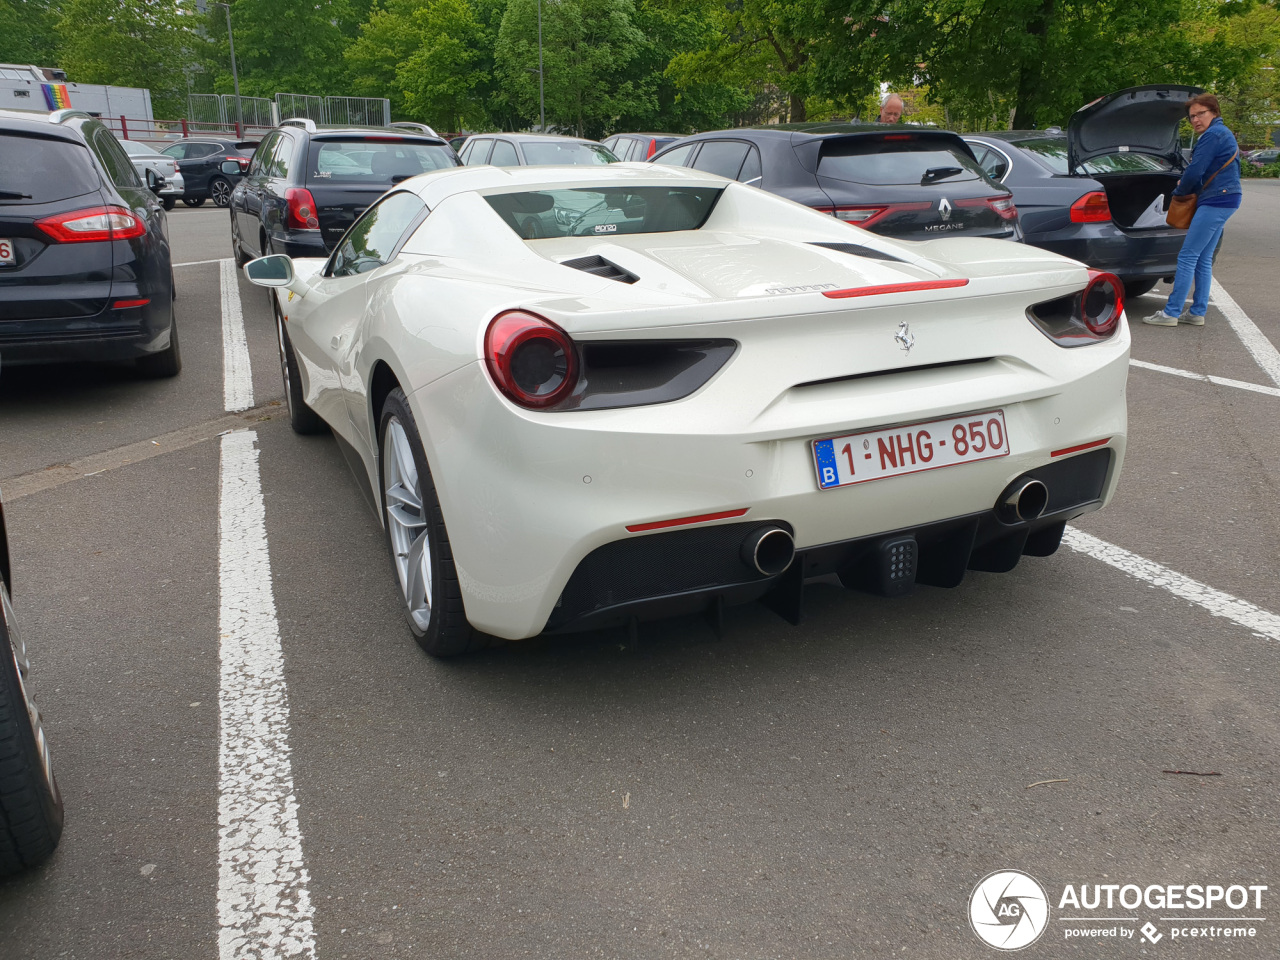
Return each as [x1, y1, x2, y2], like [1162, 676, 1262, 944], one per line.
[1026, 270, 1125, 346]
[1070, 191, 1112, 223]
[485, 310, 578, 408]
[286, 187, 320, 230]
[35, 205, 146, 243]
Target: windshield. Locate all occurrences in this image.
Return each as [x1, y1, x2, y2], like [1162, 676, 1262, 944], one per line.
[520, 141, 618, 166]
[817, 137, 984, 185]
[308, 138, 458, 184]
[1018, 138, 1172, 174]
[485, 186, 722, 239]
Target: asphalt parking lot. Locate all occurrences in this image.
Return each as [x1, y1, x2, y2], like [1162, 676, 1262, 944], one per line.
[1, 185, 1277, 959]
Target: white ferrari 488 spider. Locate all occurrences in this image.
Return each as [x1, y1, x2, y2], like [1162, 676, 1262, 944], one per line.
[243, 163, 1128, 656]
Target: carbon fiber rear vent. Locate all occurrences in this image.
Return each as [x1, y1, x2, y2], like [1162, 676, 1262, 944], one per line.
[560, 255, 639, 284]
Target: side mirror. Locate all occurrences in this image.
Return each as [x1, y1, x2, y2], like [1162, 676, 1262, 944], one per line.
[244, 254, 294, 287]
[145, 168, 164, 194]
[220, 159, 243, 175]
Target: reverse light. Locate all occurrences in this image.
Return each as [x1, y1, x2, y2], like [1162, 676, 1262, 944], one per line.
[985, 195, 1018, 221]
[820, 205, 887, 228]
[1069, 191, 1112, 223]
[35, 205, 146, 243]
[1026, 270, 1125, 345]
[485, 310, 578, 409]
[285, 187, 321, 230]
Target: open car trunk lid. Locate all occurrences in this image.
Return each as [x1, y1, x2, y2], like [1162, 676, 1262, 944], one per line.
[1068, 85, 1202, 174]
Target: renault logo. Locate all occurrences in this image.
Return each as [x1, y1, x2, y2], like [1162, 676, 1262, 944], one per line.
[938, 197, 953, 221]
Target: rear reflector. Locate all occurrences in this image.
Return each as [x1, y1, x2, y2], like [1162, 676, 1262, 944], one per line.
[1051, 438, 1110, 458]
[111, 298, 150, 309]
[626, 508, 749, 533]
[822, 278, 969, 299]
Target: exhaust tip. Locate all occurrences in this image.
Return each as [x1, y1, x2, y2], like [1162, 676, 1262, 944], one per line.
[999, 478, 1048, 523]
[741, 525, 795, 576]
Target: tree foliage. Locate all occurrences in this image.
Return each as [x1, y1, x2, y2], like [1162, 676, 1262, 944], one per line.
[55, 0, 194, 116]
[0, 0, 62, 66]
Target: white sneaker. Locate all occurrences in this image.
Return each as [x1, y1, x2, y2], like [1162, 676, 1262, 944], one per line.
[1142, 309, 1179, 326]
[1179, 313, 1206, 326]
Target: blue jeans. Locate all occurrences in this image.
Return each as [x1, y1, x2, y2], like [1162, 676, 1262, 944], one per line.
[1163, 204, 1235, 317]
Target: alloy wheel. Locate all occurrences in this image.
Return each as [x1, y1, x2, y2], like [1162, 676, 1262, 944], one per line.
[211, 179, 232, 207]
[382, 419, 432, 630]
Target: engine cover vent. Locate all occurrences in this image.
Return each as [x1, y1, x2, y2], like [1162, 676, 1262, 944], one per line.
[560, 255, 639, 284]
[809, 241, 908, 263]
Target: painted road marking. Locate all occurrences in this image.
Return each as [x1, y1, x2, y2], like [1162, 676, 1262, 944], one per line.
[174, 257, 231, 268]
[221, 258, 254, 412]
[1130, 358, 1280, 399]
[1213, 283, 1280, 387]
[218, 430, 316, 960]
[1064, 527, 1280, 642]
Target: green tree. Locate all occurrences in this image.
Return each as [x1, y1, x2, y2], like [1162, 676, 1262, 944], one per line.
[495, 0, 650, 137]
[0, 0, 63, 66]
[56, 0, 193, 117]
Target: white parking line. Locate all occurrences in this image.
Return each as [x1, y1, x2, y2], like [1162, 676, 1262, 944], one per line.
[1064, 527, 1280, 642]
[1212, 283, 1280, 387]
[218, 430, 316, 960]
[174, 257, 230, 268]
[220, 258, 254, 412]
[1129, 358, 1280, 398]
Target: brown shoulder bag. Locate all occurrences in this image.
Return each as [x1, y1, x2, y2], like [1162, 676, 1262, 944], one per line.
[1166, 150, 1239, 229]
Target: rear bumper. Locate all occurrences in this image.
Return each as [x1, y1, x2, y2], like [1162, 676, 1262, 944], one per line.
[546, 448, 1112, 633]
[1024, 223, 1184, 281]
[0, 301, 174, 364]
[159, 172, 185, 197]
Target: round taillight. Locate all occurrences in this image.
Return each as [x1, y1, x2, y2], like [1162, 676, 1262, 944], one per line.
[1081, 271, 1124, 336]
[484, 310, 578, 408]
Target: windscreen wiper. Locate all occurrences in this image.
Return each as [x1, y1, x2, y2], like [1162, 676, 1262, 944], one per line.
[920, 166, 964, 185]
[0, 190, 34, 199]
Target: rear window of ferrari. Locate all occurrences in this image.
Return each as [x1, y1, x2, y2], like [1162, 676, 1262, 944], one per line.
[816, 135, 984, 186]
[485, 186, 722, 239]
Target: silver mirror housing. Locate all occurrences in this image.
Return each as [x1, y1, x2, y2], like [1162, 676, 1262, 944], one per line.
[244, 254, 295, 287]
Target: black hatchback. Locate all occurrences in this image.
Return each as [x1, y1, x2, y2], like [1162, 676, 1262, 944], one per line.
[650, 124, 1021, 242]
[226, 118, 461, 263]
[0, 108, 179, 375]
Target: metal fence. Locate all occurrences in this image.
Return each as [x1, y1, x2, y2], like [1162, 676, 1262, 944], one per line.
[275, 93, 325, 124]
[324, 96, 391, 127]
[221, 94, 274, 129]
[187, 94, 225, 125]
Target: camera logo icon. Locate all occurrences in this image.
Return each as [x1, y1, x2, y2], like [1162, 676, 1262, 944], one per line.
[969, 870, 1051, 950]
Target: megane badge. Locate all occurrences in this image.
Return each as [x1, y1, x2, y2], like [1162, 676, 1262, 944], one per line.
[895, 321, 915, 354]
[938, 197, 953, 221]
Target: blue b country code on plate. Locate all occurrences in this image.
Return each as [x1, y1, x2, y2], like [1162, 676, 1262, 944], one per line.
[813, 409, 1010, 490]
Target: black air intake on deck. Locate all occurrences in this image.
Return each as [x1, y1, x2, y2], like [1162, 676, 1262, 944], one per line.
[560, 255, 639, 284]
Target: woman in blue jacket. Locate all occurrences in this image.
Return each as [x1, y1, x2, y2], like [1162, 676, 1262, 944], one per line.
[1143, 94, 1241, 326]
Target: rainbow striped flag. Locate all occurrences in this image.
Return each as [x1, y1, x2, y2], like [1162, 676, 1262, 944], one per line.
[42, 83, 71, 110]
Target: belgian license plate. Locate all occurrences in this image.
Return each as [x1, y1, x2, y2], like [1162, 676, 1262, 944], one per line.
[813, 409, 1010, 490]
[0, 239, 15, 266]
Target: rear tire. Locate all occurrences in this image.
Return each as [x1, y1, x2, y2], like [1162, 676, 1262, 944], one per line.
[274, 300, 326, 435]
[379, 389, 484, 657]
[162, 197, 176, 211]
[210, 177, 232, 208]
[137, 311, 182, 378]
[1123, 278, 1160, 300]
[0, 578, 64, 877]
